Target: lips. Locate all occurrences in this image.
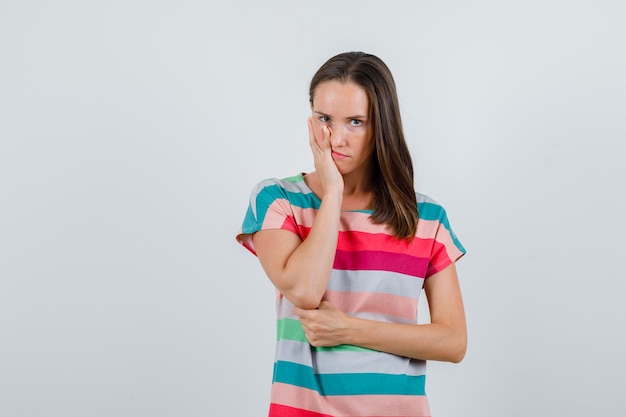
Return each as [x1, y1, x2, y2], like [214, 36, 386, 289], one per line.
[332, 150, 347, 160]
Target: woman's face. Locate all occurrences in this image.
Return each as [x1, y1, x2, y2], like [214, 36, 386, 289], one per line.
[311, 80, 374, 179]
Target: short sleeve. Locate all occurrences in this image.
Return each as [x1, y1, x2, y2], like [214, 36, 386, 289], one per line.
[418, 198, 466, 278]
[236, 179, 300, 255]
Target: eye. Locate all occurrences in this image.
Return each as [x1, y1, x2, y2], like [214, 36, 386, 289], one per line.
[350, 119, 363, 127]
[319, 115, 330, 123]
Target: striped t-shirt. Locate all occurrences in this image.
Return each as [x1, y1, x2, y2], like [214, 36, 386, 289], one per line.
[237, 173, 465, 417]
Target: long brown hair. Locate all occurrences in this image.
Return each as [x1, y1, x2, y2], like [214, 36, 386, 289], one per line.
[309, 51, 418, 239]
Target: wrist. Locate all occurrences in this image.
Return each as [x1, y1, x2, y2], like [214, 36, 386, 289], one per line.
[343, 315, 363, 346]
[320, 187, 343, 207]
[322, 181, 344, 195]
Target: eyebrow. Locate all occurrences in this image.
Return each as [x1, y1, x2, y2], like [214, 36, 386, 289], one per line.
[313, 110, 368, 119]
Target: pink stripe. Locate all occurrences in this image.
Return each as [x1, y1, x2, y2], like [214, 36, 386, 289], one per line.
[415, 218, 440, 240]
[262, 200, 307, 230]
[287, 208, 378, 232]
[254, 203, 462, 277]
[287, 209, 449, 244]
[425, 234, 463, 277]
[289, 205, 318, 228]
[269, 205, 455, 252]
[430, 226, 464, 264]
[271, 382, 431, 417]
[324, 290, 417, 321]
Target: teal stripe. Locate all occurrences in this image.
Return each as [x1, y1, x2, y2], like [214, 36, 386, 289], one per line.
[242, 180, 464, 254]
[242, 183, 320, 234]
[417, 201, 465, 253]
[264, 184, 319, 209]
[241, 205, 258, 234]
[272, 360, 426, 396]
[417, 201, 445, 222]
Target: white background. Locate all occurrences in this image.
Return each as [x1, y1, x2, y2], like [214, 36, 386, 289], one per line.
[1, 1, 625, 416]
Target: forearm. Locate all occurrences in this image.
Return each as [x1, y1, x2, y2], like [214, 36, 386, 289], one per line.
[344, 316, 467, 363]
[286, 190, 342, 307]
[293, 265, 467, 362]
[256, 187, 342, 310]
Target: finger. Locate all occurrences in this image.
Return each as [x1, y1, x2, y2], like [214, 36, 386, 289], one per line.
[293, 306, 315, 318]
[299, 320, 310, 332]
[309, 117, 333, 151]
[307, 117, 314, 140]
[293, 306, 305, 317]
[321, 124, 331, 147]
[307, 117, 320, 151]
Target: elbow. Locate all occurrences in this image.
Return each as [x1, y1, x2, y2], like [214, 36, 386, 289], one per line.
[275, 278, 324, 310]
[292, 297, 322, 310]
[449, 347, 466, 363]
[448, 334, 467, 363]
[286, 289, 323, 310]
[432, 326, 466, 363]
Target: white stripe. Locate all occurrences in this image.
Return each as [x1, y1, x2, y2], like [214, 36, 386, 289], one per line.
[275, 340, 427, 376]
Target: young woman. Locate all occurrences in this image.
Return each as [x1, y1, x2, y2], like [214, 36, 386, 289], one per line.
[237, 51, 466, 417]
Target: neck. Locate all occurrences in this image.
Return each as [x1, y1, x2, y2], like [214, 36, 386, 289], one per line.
[340, 168, 375, 211]
[341, 172, 373, 196]
[303, 170, 374, 211]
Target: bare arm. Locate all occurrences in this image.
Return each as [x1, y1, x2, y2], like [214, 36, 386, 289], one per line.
[252, 119, 343, 310]
[252, 192, 340, 309]
[294, 263, 467, 362]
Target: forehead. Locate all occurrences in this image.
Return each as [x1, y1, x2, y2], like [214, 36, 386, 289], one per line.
[312, 80, 369, 115]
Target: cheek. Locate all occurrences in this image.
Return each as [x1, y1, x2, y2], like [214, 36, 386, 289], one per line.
[363, 133, 376, 154]
[351, 129, 371, 144]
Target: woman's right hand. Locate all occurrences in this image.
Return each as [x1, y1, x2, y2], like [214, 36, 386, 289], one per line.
[308, 117, 344, 195]
[251, 119, 345, 310]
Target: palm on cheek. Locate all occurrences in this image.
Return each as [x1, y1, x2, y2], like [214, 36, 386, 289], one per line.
[308, 118, 343, 191]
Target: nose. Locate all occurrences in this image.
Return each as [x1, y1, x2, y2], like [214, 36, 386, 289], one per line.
[329, 125, 347, 147]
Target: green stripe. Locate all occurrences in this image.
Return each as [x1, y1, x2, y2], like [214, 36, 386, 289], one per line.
[272, 360, 426, 396]
[282, 174, 304, 183]
[276, 319, 375, 353]
[277, 318, 307, 342]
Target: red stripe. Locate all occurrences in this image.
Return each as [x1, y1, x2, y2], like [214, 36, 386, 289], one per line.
[336, 229, 427, 255]
[270, 402, 431, 417]
[333, 249, 429, 277]
[295, 225, 453, 278]
[297, 226, 438, 256]
[269, 403, 333, 417]
[425, 240, 452, 277]
[281, 215, 300, 235]
[270, 383, 431, 417]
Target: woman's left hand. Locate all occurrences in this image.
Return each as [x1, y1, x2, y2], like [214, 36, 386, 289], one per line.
[293, 301, 350, 347]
